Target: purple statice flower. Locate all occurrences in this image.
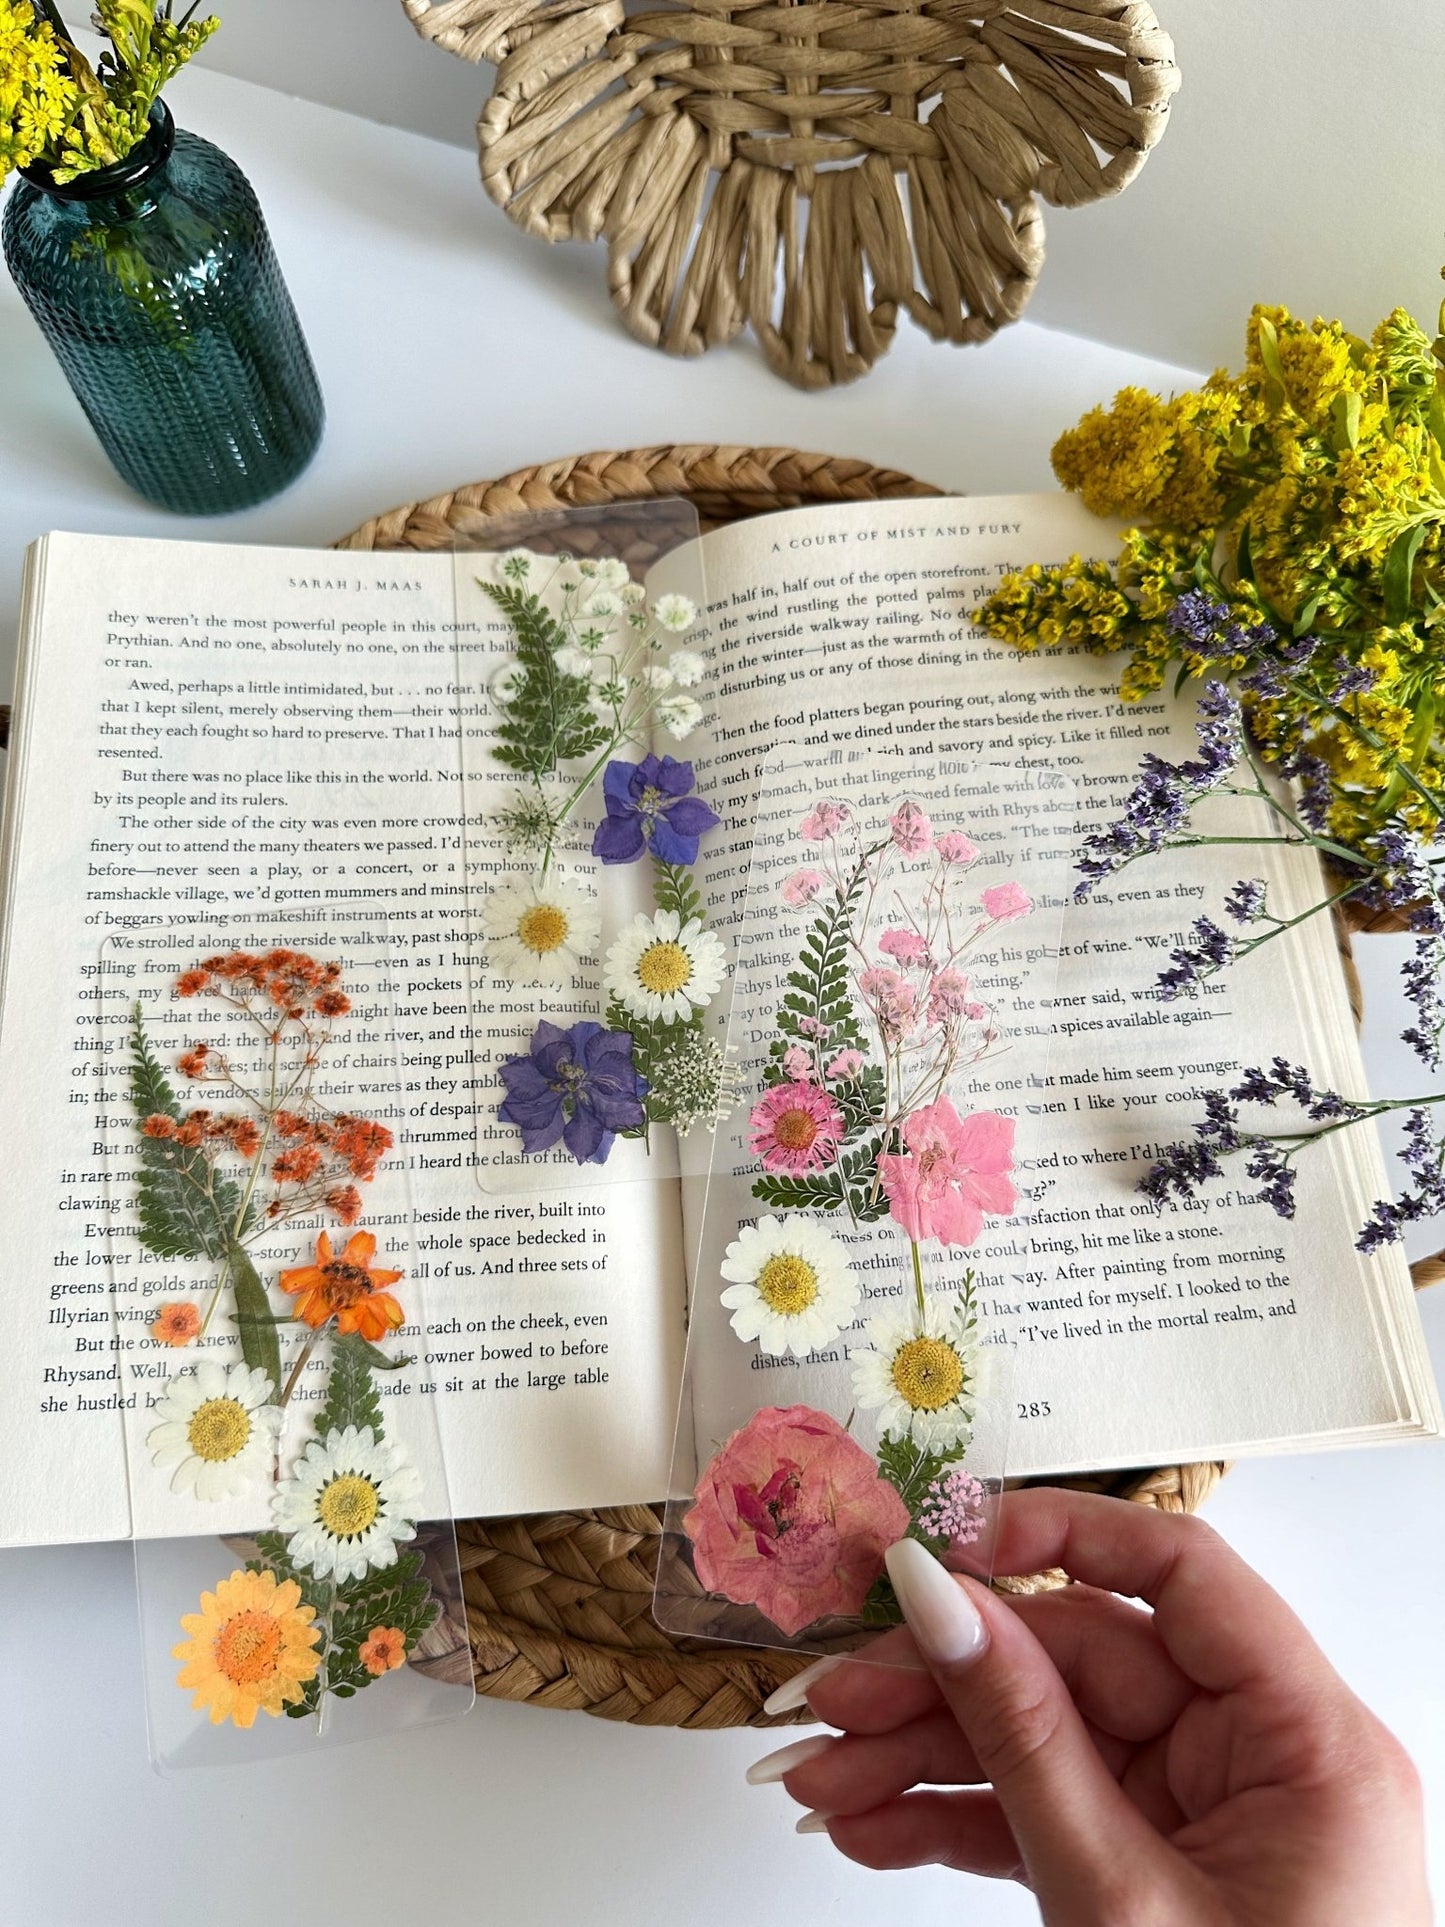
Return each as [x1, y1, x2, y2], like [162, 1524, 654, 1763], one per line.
[1329, 656, 1378, 703]
[1240, 633, 1320, 700]
[1167, 593, 1279, 661]
[1401, 936, 1445, 1069]
[591, 755, 721, 866]
[1278, 748, 1333, 833]
[1358, 1109, 1445, 1252]
[1155, 916, 1234, 999]
[1075, 682, 1244, 899]
[1224, 878, 1268, 923]
[1229, 1056, 1358, 1122]
[917, 1469, 987, 1547]
[498, 1019, 647, 1163]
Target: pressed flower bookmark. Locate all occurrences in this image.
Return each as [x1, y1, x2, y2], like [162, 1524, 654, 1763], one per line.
[655, 752, 1078, 1659]
[99, 917, 473, 1764]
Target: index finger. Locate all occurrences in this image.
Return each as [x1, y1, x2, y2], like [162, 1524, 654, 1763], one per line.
[990, 1486, 1331, 1698]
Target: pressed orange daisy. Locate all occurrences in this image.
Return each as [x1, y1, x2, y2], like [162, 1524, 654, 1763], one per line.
[173, 1568, 321, 1727]
[279, 1230, 404, 1341]
[358, 1625, 408, 1676]
[149, 1301, 202, 1347]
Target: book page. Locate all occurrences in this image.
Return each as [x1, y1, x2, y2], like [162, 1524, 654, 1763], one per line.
[670, 494, 1437, 1479]
[0, 534, 683, 1548]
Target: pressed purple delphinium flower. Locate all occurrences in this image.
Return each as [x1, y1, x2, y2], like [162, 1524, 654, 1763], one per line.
[591, 755, 721, 866]
[498, 1018, 647, 1163]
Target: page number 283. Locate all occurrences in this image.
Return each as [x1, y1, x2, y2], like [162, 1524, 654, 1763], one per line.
[1016, 1401, 1052, 1420]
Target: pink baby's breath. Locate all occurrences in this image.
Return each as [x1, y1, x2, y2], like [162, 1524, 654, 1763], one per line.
[781, 1044, 813, 1081]
[889, 799, 933, 856]
[878, 927, 931, 967]
[925, 968, 972, 1025]
[826, 1049, 865, 1080]
[799, 801, 850, 842]
[935, 832, 980, 865]
[981, 881, 1033, 924]
[781, 868, 825, 907]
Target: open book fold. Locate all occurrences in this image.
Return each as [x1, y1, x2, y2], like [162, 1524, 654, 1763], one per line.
[1, 492, 1437, 1550]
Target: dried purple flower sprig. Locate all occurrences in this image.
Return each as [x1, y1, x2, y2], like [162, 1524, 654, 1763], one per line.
[1141, 1055, 1445, 1252]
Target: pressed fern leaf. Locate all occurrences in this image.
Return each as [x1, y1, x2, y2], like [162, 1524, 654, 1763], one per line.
[479, 578, 610, 775]
[128, 1005, 244, 1262]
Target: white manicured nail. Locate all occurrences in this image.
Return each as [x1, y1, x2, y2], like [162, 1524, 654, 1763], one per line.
[795, 1810, 832, 1835]
[746, 1734, 835, 1785]
[884, 1537, 987, 1668]
[762, 1653, 842, 1716]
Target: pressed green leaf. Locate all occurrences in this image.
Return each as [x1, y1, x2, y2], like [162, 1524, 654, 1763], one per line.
[229, 1244, 282, 1394]
[315, 1331, 384, 1441]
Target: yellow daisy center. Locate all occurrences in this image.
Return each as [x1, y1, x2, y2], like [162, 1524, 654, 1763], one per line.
[755, 1253, 820, 1317]
[890, 1336, 965, 1412]
[636, 939, 692, 995]
[517, 903, 569, 955]
[213, 1610, 283, 1686]
[187, 1397, 252, 1463]
[317, 1473, 381, 1539]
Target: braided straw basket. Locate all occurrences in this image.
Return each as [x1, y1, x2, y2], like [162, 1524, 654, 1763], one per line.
[328, 443, 1442, 1725]
[400, 0, 1180, 388]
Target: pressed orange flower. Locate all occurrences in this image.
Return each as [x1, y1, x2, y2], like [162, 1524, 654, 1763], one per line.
[325, 1184, 363, 1226]
[177, 1044, 210, 1079]
[149, 1301, 202, 1347]
[279, 1230, 404, 1340]
[358, 1625, 408, 1676]
[174, 1568, 321, 1727]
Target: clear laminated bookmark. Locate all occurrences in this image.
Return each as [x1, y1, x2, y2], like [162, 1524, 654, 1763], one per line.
[653, 748, 1077, 1660]
[442, 499, 729, 1200]
[98, 909, 472, 1767]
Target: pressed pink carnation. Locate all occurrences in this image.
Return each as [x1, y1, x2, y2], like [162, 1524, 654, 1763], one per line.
[878, 1098, 1017, 1247]
[889, 799, 933, 856]
[781, 1044, 812, 1081]
[799, 801, 850, 842]
[878, 927, 931, 967]
[826, 1049, 865, 1080]
[935, 832, 980, 865]
[982, 881, 1033, 924]
[683, 1404, 910, 1636]
[781, 868, 825, 907]
[749, 1081, 845, 1173]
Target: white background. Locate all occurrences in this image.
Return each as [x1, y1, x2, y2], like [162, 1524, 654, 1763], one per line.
[0, 33, 1442, 1927]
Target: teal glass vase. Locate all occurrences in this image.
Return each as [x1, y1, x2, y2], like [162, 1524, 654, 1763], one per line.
[2, 105, 324, 515]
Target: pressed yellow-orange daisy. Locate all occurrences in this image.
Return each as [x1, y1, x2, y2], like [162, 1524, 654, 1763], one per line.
[279, 1229, 403, 1341]
[173, 1568, 322, 1728]
[359, 1625, 408, 1676]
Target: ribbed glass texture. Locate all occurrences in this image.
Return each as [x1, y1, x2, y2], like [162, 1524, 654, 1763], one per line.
[2, 106, 324, 515]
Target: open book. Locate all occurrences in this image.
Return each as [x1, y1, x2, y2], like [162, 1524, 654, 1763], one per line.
[1, 493, 1437, 1549]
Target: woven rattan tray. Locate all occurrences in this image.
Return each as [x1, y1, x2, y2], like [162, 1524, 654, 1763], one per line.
[328, 444, 1441, 1727]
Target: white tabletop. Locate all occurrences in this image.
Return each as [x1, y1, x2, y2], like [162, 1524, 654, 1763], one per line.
[1, 61, 1442, 1927]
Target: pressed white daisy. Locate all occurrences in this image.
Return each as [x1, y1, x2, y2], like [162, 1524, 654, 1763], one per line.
[605, 909, 726, 1023]
[489, 657, 527, 703]
[554, 644, 594, 680]
[720, 1215, 860, 1358]
[666, 648, 707, 687]
[482, 873, 599, 986]
[655, 694, 703, 741]
[652, 592, 697, 633]
[584, 589, 624, 619]
[271, 1425, 423, 1584]
[146, 1361, 280, 1502]
[850, 1297, 978, 1451]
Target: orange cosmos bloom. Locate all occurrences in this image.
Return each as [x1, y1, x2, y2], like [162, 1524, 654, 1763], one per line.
[359, 1625, 408, 1676]
[279, 1230, 404, 1341]
[150, 1301, 202, 1347]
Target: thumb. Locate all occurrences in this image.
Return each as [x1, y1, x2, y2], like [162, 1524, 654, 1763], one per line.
[885, 1537, 1167, 1914]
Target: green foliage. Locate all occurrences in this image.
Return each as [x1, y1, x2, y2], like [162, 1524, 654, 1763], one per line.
[753, 1133, 891, 1223]
[314, 1331, 385, 1441]
[776, 868, 870, 1063]
[228, 1244, 281, 1396]
[651, 858, 704, 927]
[861, 1572, 902, 1628]
[323, 1548, 440, 1700]
[128, 1005, 244, 1261]
[876, 1434, 954, 1518]
[480, 579, 610, 777]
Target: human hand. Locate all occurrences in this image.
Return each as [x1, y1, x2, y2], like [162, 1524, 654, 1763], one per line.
[747, 1488, 1429, 1925]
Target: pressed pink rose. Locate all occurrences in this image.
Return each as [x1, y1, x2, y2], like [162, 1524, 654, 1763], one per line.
[877, 1099, 1016, 1247]
[781, 868, 825, 907]
[826, 1049, 865, 1081]
[935, 832, 980, 865]
[878, 927, 931, 967]
[889, 799, 933, 856]
[981, 881, 1033, 924]
[749, 1080, 845, 1173]
[682, 1405, 910, 1636]
[781, 1044, 812, 1081]
[925, 968, 972, 1025]
[799, 801, 851, 842]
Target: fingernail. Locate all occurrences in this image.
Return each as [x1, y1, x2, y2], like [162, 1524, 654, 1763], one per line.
[762, 1653, 842, 1716]
[884, 1538, 987, 1668]
[746, 1734, 835, 1786]
[795, 1811, 831, 1835]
